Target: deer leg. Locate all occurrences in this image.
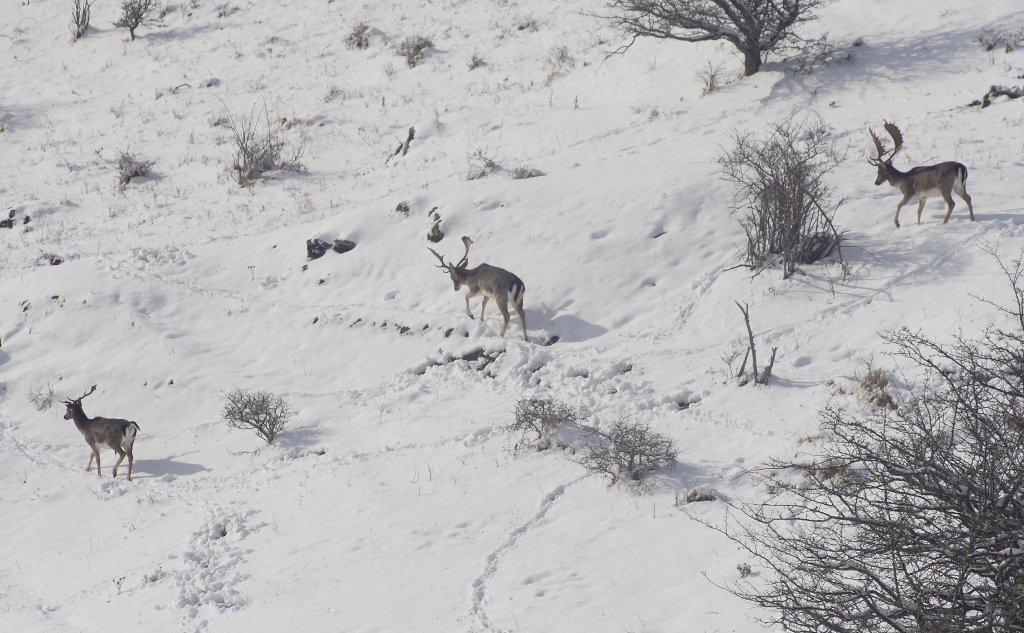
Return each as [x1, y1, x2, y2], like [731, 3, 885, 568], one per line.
[112, 450, 126, 478]
[496, 295, 511, 337]
[479, 295, 488, 322]
[127, 450, 134, 481]
[916, 200, 926, 224]
[957, 186, 975, 221]
[894, 195, 911, 228]
[515, 300, 528, 342]
[942, 191, 956, 224]
[464, 290, 477, 319]
[85, 451, 94, 472]
[94, 449, 102, 477]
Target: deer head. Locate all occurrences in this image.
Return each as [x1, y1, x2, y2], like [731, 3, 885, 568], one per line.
[62, 385, 97, 421]
[868, 121, 904, 186]
[428, 236, 474, 291]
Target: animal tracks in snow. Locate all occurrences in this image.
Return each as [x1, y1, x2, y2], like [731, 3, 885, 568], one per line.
[468, 479, 581, 632]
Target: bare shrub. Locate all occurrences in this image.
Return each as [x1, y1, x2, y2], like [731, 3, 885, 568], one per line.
[977, 26, 1024, 53]
[28, 384, 58, 412]
[574, 420, 676, 483]
[397, 35, 433, 67]
[114, 0, 157, 40]
[466, 149, 500, 181]
[508, 397, 584, 452]
[221, 387, 293, 444]
[697, 61, 727, 95]
[345, 22, 371, 49]
[719, 112, 844, 279]
[323, 85, 345, 102]
[511, 166, 544, 180]
[785, 34, 853, 74]
[468, 53, 486, 70]
[70, 0, 93, 41]
[709, 263, 1024, 633]
[545, 45, 575, 84]
[116, 151, 154, 188]
[226, 107, 304, 187]
[607, 0, 823, 76]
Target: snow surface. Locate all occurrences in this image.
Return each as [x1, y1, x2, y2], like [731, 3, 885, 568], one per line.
[1, 0, 1023, 631]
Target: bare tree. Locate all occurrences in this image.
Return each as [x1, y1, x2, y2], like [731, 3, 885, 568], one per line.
[709, 251, 1024, 633]
[606, 0, 822, 75]
[720, 112, 844, 279]
[70, 0, 93, 41]
[114, 0, 157, 41]
[222, 388, 293, 444]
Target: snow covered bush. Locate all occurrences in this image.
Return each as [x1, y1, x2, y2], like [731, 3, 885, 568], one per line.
[716, 257, 1024, 633]
[397, 35, 433, 67]
[606, 0, 823, 76]
[28, 384, 58, 411]
[344, 22, 371, 49]
[511, 166, 544, 180]
[977, 26, 1024, 53]
[70, 0, 93, 41]
[114, 0, 157, 41]
[719, 112, 843, 279]
[221, 387, 293, 444]
[226, 108, 304, 187]
[854, 366, 895, 409]
[508, 397, 584, 452]
[466, 149, 499, 181]
[575, 421, 676, 483]
[116, 151, 154, 188]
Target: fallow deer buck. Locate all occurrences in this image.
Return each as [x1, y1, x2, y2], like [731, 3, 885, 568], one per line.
[428, 236, 528, 341]
[869, 121, 975, 228]
[62, 385, 140, 480]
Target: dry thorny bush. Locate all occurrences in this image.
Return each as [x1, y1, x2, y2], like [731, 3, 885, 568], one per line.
[70, 0, 93, 41]
[507, 396, 585, 452]
[345, 22, 371, 49]
[573, 420, 676, 484]
[117, 151, 154, 188]
[221, 387, 293, 444]
[397, 35, 433, 67]
[977, 26, 1024, 53]
[720, 112, 845, 279]
[225, 107, 305, 187]
[114, 0, 157, 41]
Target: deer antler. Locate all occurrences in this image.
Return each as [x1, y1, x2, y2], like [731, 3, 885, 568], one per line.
[868, 128, 885, 165]
[883, 121, 904, 158]
[64, 384, 97, 404]
[427, 247, 450, 271]
[456, 236, 473, 268]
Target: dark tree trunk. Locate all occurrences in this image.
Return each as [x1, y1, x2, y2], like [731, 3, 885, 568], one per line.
[742, 46, 762, 76]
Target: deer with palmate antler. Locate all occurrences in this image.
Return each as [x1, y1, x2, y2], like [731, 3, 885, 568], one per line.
[428, 236, 528, 341]
[62, 385, 140, 480]
[869, 121, 975, 228]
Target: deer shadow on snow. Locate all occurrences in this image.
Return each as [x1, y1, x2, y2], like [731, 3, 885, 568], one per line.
[130, 452, 209, 478]
[526, 299, 609, 343]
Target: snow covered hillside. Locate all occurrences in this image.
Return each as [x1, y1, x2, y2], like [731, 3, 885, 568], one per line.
[1, 0, 1023, 630]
